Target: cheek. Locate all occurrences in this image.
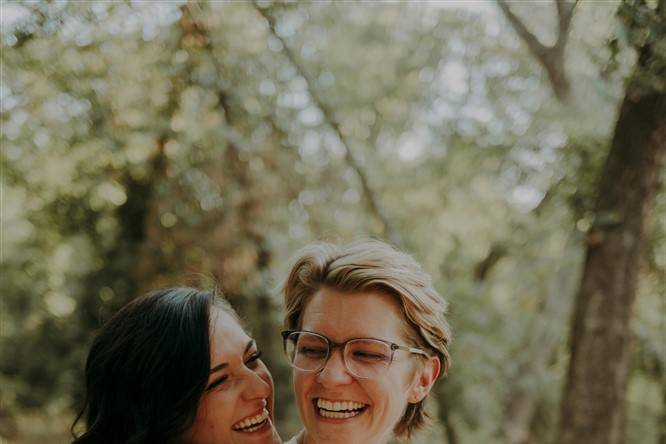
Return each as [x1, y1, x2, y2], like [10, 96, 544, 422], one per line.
[293, 372, 305, 393]
[293, 372, 313, 402]
[379, 368, 414, 407]
[402, 362, 421, 389]
[201, 391, 237, 425]
[188, 397, 227, 441]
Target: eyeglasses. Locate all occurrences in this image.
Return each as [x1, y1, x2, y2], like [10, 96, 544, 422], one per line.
[281, 330, 429, 379]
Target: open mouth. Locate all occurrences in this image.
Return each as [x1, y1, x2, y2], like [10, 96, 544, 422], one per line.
[232, 408, 270, 433]
[314, 398, 368, 419]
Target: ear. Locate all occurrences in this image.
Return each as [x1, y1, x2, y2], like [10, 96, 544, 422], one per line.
[408, 356, 441, 404]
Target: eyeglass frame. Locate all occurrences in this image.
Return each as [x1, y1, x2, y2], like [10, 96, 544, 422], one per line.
[281, 329, 430, 378]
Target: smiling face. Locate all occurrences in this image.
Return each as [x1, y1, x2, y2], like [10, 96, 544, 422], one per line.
[294, 287, 439, 444]
[184, 309, 281, 444]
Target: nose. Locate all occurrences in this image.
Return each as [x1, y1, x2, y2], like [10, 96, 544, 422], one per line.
[242, 367, 272, 402]
[316, 348, 353, 386]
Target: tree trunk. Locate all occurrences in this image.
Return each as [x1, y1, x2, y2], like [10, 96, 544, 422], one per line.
[79, 144, 166, 327]
[557, 76, 666, 443]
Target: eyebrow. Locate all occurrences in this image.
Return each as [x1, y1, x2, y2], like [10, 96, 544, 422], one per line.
[209, 340, 255, 374]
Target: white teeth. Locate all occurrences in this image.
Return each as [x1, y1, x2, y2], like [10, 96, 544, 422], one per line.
[319, 408, 362, 419]
[316, 398, 367, 413]
[232, 408, 269, 431]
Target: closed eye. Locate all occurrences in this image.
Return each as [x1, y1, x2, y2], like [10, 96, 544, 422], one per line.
[206, 375, 228, 391]
[245, 351, 262, 368]
[352, 351, 388, 362]
[300, 347, 327, 357]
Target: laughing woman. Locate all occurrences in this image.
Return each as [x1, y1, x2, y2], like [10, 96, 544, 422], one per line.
[279, 240, 452, 444]
[71, 287, 282, 444]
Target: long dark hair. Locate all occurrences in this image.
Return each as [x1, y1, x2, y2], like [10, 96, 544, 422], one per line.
[71, 287, 233, 444]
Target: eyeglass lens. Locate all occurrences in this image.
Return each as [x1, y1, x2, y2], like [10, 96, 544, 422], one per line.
[284, 331, 392, 379]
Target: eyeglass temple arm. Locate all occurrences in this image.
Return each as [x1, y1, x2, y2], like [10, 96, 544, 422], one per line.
[392, 344, 430, 357]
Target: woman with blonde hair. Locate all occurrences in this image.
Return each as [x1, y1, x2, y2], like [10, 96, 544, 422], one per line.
[279, 240, 451, 444]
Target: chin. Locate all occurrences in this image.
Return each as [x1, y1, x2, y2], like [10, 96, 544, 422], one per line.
[309, 426, 368, 444]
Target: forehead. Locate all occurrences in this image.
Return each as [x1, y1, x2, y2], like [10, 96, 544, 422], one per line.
[300, 287, 408, 342]
[209, 309, 252, 362]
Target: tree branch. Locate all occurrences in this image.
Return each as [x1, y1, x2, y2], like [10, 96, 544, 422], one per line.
[474, 243, 508, 281]
[252, 2, 405, 248]
[556, 0, 578, 48]
[497, 0, 550, 59]
[496, 0, 578, 100]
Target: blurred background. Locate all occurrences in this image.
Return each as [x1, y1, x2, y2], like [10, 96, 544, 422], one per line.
[0, 1, 664, 443]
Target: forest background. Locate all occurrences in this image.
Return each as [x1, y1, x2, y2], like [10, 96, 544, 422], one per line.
[1, 1, 664, 443]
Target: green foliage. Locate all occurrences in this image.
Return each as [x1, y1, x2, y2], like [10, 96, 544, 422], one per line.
[616, 0, 666, 95]
[1, 1, 663, 443]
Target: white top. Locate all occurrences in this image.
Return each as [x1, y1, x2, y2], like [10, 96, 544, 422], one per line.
[283, 430, 304, 444]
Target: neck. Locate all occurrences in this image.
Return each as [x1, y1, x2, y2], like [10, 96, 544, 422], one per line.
[300, 430, 389, 444]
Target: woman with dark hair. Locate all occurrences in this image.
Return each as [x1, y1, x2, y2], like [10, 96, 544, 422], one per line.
[71, 287, 282, 444]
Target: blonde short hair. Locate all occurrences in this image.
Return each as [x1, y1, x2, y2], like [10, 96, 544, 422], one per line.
[281, 240, 451, 438]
